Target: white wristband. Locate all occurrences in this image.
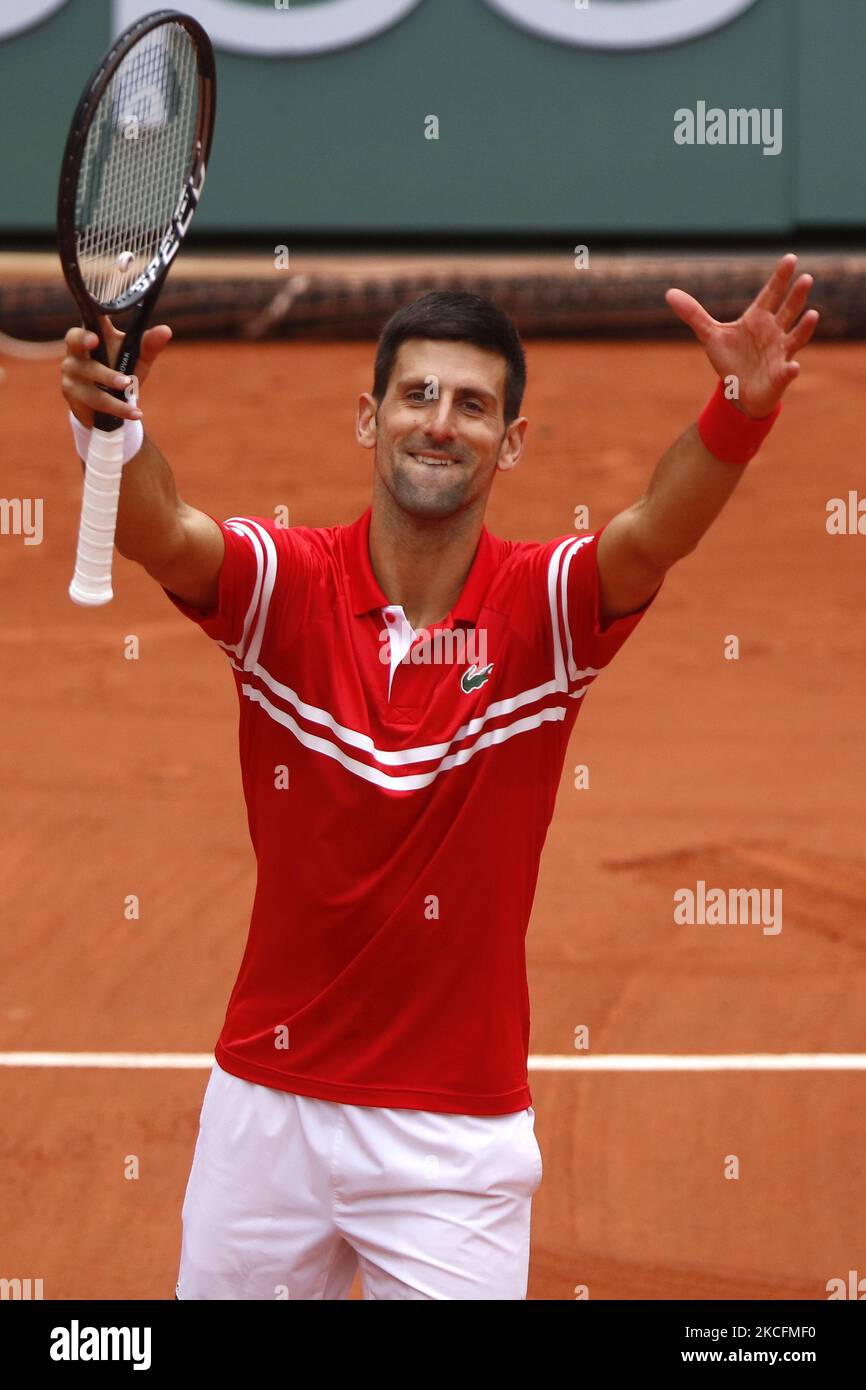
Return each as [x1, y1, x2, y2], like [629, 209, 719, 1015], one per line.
[69, 410, 144, 465]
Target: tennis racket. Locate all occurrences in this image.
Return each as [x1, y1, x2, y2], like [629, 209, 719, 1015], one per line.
[57, 9, 216, 606]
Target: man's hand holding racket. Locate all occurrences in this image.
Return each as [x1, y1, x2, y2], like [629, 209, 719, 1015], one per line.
[62, 317, 171, 428]
[60, 309, 224, 615]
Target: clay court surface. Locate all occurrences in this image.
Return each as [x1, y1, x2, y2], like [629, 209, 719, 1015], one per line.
[1, 335, 864, 1300]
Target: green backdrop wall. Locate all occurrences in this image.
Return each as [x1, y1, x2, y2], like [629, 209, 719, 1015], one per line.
[1, 0, 863, 235]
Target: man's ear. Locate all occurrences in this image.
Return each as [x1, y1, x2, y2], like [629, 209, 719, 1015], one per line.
[497, 416, 528, 472]
[357, 392, 379, 449]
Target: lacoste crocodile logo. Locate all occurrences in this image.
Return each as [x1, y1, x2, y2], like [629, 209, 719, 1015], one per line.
[460, 662, 494, 693]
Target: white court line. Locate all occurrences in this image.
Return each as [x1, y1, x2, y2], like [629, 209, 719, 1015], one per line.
[1, 1052, 866, 1071]
[0, 1053, 214, 1069]
[530, 1054, 866, 1071]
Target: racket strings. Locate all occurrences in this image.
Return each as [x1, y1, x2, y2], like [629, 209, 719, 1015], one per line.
[76, 22, 199, 308]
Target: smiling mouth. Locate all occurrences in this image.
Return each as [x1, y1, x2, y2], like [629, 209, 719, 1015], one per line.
[408, 451, 461, 468]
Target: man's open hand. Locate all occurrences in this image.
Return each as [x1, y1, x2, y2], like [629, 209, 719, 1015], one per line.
[665, 253, 819, 419]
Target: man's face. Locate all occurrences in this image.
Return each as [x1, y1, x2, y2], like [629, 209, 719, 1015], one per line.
[357, 339, 527, 520]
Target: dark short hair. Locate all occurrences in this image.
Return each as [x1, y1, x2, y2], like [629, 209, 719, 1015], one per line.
[372, 289, 526, 425]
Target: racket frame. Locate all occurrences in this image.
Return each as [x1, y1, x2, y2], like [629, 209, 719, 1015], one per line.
[57, 8, 215, 605]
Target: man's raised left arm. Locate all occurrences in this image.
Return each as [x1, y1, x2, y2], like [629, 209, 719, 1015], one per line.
[597, 253, 819, 626]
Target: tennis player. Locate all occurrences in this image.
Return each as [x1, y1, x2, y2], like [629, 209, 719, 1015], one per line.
[60, 256, 817, 1299]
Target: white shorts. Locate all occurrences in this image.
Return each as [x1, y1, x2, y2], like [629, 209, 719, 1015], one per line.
[176, 1061, 543, 1300]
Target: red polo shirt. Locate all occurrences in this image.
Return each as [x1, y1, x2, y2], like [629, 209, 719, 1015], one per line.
[164, 507, 659, 1114]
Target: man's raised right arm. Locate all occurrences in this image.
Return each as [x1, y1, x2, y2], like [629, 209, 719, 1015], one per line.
[60, 320, 224, 613]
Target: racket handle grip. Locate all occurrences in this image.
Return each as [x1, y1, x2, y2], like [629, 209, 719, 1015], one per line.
[68, 425, 126, 606]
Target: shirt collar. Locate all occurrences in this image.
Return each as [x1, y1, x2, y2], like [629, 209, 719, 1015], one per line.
[344, 506, 496, 626]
